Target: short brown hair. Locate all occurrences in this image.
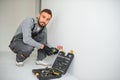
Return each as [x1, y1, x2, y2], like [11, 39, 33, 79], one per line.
[40, 9, 52, 17]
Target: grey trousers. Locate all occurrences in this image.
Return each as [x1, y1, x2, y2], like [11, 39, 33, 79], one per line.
[9, 33, 47, 62]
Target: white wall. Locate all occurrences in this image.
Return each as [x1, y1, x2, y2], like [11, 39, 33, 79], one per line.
[42, 0, 120, 80]
[0, 0, 40, 52]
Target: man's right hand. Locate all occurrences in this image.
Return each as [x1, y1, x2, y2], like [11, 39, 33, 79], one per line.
[41, 45, 59, 56]
[40, 44, 44, 49]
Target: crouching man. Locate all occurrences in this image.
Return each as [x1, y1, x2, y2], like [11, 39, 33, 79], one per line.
[9, 9, 63, 67]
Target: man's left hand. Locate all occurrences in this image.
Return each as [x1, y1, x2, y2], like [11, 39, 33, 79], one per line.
[57, 45, 63, 51]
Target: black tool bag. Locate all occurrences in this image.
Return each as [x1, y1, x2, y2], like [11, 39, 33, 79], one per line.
[32, 51, 74, 80]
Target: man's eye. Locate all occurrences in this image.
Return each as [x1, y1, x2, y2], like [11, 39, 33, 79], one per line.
[42, 16, 45, 18]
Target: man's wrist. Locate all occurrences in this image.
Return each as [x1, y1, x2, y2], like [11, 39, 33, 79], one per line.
[40, 44, 44, 49]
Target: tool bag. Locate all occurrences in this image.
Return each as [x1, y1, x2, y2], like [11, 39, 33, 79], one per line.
[32, 50, 74, 80]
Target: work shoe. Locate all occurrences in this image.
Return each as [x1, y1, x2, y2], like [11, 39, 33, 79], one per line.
[36, 60, 51, 66]
[16, 61, 24, 67]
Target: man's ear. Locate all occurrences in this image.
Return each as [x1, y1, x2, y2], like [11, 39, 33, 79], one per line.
[37, 14, 40, 18]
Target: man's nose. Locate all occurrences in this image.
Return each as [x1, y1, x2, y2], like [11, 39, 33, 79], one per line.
[43, 19, 47, 23]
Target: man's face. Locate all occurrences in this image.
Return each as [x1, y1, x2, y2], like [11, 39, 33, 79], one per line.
[38, 12, 51, 27]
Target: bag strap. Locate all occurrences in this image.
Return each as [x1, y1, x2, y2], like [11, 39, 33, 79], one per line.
[31, 18, 36, 31]
[31, 18, 44, 37]
[32, 18, 44, 33]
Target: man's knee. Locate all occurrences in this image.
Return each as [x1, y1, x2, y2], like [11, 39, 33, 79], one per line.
[9, 39, 34, 54]
[37, 49, 47, 60]
[16, 46, 34, 59]
[16, 53, 27, 62]
[17, 46, 34, 60]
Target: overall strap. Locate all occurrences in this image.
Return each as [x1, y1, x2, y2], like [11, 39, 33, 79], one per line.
[31, 18, 44, 37]
[31, 18, 36, 31]
[31, 18, 44, 33]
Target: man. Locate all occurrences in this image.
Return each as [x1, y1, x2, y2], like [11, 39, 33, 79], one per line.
[9, 9, 62, 67]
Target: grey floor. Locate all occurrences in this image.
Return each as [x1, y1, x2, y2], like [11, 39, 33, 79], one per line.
[0, 52, 78, 80]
